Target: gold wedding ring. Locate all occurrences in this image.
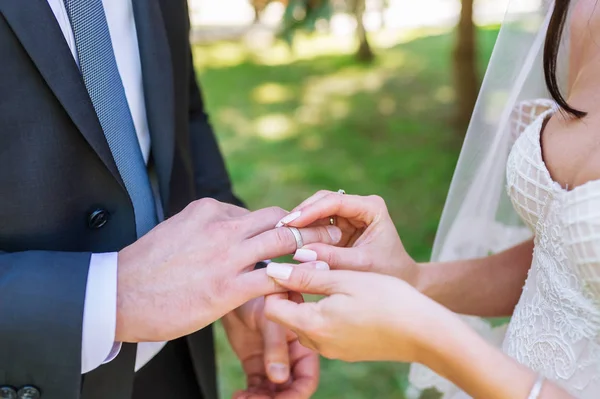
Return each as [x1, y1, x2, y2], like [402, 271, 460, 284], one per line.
[287, 226, 304, 249]
[329, 189, 345, 225]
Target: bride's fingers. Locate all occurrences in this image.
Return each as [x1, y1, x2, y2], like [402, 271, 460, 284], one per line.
[284, 193, 385, 228]
[305, 217, 337, 227]
[306, 216, 353, 230]
[293, 243, 368, 271]
[302, 217, 358, 247]
[289, 190, 335, 213]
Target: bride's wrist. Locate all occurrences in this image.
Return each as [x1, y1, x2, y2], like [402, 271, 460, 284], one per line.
[411, 262, 432, 294]
[416, 314, 541, 399]
[419, 313, 471, 370]
[392, 256, 421, 287]
[412, 307, 459, 365]
[387, 295, 466, 367]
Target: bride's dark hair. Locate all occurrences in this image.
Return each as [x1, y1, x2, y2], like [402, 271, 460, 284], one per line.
[544, 0, 587, 118]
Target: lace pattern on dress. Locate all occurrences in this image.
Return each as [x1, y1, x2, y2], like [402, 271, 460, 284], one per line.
[409, 99, 600, 399]
[503, 100, 600, 397]
[409, 99, 558, 399]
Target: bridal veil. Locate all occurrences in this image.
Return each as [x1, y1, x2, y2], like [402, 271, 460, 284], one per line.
[407, 0, 575, 397]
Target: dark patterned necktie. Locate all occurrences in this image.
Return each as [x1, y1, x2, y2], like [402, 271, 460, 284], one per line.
[63, 0, 157, 237]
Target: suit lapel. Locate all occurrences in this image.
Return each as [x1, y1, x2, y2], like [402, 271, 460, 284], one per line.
[0, 0, 124, 188]
[132, 0, 175, 211]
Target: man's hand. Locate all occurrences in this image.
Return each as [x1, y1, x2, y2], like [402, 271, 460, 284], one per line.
[115, 198, 342, 343]
[222, 294, 319, 399]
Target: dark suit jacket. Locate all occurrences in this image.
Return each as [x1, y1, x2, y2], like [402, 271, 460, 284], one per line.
[0, 1, 240, 398]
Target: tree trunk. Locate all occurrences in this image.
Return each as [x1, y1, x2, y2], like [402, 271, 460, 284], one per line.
[353, 0, 374, 62]
[454, 0, 478, 130]
[253, 6, 261, 23]
[251, 0, 271, 23]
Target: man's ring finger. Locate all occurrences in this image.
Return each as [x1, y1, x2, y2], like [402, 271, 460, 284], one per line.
[287, 226, 304, 249]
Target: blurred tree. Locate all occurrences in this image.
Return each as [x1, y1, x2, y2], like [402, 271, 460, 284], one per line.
[280, 0, 380, 62]
[352, 0, 374, 62]
[250, 0, 266, 22]
[454, 0, 478, 129]
[250, 0, 289, 23]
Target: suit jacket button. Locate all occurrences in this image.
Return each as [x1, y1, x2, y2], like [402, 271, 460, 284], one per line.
[88, 209, 109, 229]
[0, 386, 17, 399]
[16, 386, 40, 399]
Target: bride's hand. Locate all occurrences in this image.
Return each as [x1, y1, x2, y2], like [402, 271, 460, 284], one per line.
[279, 190, 419, 284]
[263, 263, 458, 364]
[265, 264, 572, 399]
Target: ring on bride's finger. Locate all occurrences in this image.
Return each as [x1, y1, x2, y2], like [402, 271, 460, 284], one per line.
[337, 189, 346, 195]
[287, 226, 304, 249]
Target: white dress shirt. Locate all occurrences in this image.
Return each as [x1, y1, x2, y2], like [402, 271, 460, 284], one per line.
[47, 0, 167, 373]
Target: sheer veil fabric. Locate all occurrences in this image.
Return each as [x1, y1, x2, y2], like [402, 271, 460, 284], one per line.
[407, 1, 574, 397]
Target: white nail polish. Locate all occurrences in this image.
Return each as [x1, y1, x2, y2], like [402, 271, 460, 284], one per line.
[266, 263, 293, 280]
[275, 211, 302, 228]
[294, 248, 318, 262]
[326, 226, 343, 243]
[268, 363, 289, 382]
[315, 261, 330, 270]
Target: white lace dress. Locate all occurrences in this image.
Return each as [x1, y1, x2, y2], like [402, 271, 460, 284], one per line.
[502, 103, 600, 397]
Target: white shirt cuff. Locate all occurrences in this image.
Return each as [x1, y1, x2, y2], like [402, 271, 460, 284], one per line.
[81, 252, 119, 374]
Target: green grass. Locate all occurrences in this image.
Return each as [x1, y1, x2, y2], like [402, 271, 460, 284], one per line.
[194, 26, 499, 398]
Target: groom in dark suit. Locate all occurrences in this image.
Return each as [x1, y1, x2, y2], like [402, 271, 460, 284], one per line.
[0, 1, 321, 399]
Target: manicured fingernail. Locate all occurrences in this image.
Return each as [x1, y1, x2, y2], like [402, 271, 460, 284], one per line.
[315, 261, 330, 270]
[266, 263, 293, 280]
[294, 248, 318, 262]
[326, 226, 342, 243]
[268, 363, 289, 382]
[275, 211, 302, 227]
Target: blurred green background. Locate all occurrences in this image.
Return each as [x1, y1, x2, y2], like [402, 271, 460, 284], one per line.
[190, 0, 502, 396]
